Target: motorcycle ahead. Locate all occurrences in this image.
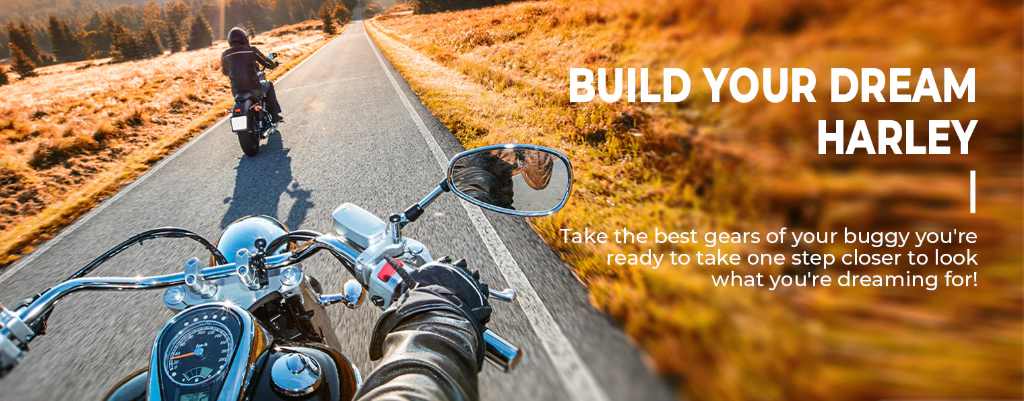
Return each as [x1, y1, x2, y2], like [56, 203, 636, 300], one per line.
[0, 144, 573, 401]
[229, 52, 280, 157]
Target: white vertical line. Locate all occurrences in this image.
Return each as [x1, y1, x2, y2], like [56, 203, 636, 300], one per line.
[365, 23, 611, 401]
[969, 170, 976, 214]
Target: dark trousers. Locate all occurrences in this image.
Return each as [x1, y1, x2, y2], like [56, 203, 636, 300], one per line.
[262, 81, 282, 115]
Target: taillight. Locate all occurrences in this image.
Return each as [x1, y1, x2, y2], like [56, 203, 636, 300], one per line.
[234, 108, 241, 113]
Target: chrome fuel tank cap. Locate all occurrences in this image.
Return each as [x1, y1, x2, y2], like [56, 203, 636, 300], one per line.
[271, 352, 322, 396]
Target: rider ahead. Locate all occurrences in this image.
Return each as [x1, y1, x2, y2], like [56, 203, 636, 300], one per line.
[221, 27, 284, 123]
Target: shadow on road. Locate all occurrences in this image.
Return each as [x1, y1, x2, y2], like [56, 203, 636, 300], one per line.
[220, 133, 315, 230]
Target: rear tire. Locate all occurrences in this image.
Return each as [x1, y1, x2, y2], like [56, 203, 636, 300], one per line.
[238, 132, 260, 156]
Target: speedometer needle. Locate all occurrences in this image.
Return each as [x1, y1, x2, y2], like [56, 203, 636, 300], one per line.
[171, 352, 195, 360]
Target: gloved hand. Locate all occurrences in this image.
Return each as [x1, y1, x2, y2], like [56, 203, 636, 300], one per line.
[368, 258, 492, 370]
[405, 259, 492, 327]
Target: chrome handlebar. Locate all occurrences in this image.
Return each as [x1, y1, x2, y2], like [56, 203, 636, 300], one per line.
[1, 234, 521, 374]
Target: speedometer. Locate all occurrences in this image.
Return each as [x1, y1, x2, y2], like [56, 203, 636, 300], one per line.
[163, 320, 234, 386]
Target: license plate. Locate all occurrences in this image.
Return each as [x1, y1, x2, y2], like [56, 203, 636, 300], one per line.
[230, 116, 248, 131]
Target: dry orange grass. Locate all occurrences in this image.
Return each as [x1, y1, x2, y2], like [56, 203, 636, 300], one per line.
[0, 20, 331, 266]
[369, 1, 1023, 400]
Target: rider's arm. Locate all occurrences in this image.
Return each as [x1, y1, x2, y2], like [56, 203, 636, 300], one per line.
[220, 54, 229, 76]
[356, 261, 492, 401]
[355, 289, 481, 401]
[252, 47, 278, 69]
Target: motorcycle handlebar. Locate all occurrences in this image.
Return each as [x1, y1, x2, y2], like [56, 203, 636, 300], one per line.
[9, 234, 521, 372]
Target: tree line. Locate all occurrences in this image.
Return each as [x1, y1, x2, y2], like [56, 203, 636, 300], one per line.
[2, 0, 338, 83]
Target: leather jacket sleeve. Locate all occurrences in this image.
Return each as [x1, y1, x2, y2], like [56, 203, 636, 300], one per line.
[252, 47, 276, 69]
[220, 53, 229, 76]
[355, 289, 481, 401]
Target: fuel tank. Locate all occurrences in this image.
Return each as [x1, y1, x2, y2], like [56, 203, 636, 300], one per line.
[103, 347, 360, 401]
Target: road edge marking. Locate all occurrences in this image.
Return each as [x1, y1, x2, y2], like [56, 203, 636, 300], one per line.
[0, 31, 342, 285]
[364, 22, 611, 401]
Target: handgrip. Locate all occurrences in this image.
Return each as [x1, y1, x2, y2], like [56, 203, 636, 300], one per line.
[483, 329, 522, 372]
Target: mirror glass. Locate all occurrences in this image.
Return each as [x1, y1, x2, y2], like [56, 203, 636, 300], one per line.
[448, 145, 571, 216]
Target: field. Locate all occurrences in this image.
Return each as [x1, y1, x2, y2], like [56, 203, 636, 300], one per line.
[0, 20, 331, 266]
[367, 1, 1023, 400]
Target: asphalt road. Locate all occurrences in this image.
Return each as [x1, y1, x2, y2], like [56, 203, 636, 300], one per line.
[0, 20, 675, 401]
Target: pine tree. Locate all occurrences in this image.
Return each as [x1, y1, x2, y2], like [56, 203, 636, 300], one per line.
[111, 30, 144, 61]
[166, 25, 183, 53]
[187, 14, 213, 50]
[48, 17, 67, 61]
[47, 17, 83, 62]
[85, 17, 121, 58]
[8, 23, 42, 65]
[319, 1, 336, 34]
[10, 44, 37, 77]
[61, 21, 86, 61]
[0, 31, 8, 59]
[165, 1, 192, 27]
[141, 28, 163, 57]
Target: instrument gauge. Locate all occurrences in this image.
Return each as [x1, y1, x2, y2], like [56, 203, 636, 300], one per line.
[163, 320, 234, 386]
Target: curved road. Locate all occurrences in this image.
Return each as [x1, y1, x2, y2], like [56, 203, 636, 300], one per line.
[0, 20, 674, 401]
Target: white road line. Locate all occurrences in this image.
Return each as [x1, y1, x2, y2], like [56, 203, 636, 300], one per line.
[364, 23, 611, 401]
[0, 32, 341, 285]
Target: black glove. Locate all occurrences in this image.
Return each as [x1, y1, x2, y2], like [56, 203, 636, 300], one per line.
[369, 258, 492, 369]
[407, 259, 491, 327]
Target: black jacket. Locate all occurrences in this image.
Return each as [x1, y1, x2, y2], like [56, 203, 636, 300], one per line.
[221, 27, 276, 93]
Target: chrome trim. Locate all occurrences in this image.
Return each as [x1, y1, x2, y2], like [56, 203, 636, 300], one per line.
[19, 265, 236, 325]
[446, 143, 574, 217]
[317, 279, 365, 309]
[184, 257, 218, 298]
[15, 254, 293, 327]
[270, 352, 322, 396]
[165, 254, 300, 312]
[415, 183, 447, 211]
[488, 287, 517, 303]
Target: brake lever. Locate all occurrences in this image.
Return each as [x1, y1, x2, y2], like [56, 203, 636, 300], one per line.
[488, 287, 517, 303]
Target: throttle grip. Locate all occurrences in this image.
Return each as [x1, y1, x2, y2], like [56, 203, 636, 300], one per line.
[483, 329, 522, 372]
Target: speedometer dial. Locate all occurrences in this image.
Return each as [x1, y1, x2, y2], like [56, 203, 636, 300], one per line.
[163, 320, 234, 386]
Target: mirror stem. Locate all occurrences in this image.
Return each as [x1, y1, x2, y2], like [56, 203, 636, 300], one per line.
[402, 180, 450, 227]
[390, 180, 452, 244]
[387, 214, 404, 245]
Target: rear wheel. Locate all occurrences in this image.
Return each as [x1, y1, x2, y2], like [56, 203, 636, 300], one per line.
[238, 132, 260, 156]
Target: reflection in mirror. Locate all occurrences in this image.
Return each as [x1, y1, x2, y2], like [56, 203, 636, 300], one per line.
[449, 146, 571, 216]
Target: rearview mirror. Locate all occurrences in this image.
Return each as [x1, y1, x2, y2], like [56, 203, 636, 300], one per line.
[447, 144, 572, 217]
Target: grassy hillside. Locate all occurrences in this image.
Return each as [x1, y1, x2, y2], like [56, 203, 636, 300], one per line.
[368, 1, 1023, 400]
[0, 20, 332, 266]
[0, 0, 149, 22]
